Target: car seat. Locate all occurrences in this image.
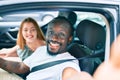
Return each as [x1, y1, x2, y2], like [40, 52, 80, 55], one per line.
[68, 19, 106, 75]
[58, 11, 77, 26]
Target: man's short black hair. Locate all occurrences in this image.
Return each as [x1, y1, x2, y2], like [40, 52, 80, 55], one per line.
[48, 16, 74, 37]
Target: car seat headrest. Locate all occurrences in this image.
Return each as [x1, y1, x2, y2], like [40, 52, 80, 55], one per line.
[76, 20, 106, 50]
[58, 11, 77, 26]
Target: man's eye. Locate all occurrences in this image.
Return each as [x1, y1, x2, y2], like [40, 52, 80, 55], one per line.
[48, 31, 54, 35]
[58, 33, 66, 38]
[59, 33, 65, 36]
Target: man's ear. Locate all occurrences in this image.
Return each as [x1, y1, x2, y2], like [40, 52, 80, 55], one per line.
[68, 36, 73, 43]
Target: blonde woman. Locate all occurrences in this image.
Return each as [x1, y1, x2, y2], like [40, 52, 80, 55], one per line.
[0, 17, 46, 61]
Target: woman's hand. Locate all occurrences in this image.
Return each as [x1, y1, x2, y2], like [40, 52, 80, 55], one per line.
[0, 48, 8, 57]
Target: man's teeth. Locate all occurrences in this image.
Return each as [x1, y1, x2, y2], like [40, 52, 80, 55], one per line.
[50, 42, 59, 46]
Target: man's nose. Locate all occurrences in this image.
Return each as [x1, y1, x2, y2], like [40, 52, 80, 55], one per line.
[51, 33, 59, 40]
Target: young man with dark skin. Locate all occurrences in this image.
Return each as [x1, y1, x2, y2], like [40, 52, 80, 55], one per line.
[0, 16, 80, 80]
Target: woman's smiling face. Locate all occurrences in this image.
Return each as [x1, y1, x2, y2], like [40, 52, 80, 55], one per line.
[22, 22, 37, 43]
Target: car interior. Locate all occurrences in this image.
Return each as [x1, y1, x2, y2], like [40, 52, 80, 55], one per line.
[0, 10, 107, 75]
[0, 1, 119, 80]
[68, 19, 106, 75]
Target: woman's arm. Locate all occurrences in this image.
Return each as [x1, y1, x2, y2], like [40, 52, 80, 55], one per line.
[0, 45, 18, 57]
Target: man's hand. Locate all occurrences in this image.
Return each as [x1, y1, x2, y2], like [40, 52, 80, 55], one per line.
[65, 71, 94, 80]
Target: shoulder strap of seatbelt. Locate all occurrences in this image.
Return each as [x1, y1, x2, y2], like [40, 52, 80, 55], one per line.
[31, 53, 103, 73]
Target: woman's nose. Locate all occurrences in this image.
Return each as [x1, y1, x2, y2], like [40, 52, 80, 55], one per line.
[28, 30, 32, 34]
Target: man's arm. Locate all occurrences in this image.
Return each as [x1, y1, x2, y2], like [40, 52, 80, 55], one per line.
[65, 71, 94, 80]
[0, 57, 30, 74]
[62, 67, 79, 80]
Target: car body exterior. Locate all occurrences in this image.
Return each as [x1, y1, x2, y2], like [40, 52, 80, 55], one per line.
[0, 0, 120, 78]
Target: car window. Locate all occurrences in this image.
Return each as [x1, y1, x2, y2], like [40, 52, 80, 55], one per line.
[0, 10, 106, 38]
[76, 12, 105, 26]
[0, 11, 58, 27]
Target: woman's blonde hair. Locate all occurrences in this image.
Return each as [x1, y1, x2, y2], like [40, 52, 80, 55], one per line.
[17, 17, 45, 50]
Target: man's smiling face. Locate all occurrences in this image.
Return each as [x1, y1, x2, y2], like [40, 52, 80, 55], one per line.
[46, 24, 71, 55]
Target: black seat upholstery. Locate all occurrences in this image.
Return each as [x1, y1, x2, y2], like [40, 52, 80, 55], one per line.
[58, 11, 77, 26]
[68, 19, 106, 75]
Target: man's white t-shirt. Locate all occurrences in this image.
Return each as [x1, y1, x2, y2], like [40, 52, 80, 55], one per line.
[23, 46, 80, 80]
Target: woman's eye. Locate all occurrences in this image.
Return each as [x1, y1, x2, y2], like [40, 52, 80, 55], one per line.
[24, 29, 27, 32]
[31, 29, 36, 31]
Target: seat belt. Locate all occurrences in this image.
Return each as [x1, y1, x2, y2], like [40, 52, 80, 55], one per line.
[31, 53, 104, 73]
